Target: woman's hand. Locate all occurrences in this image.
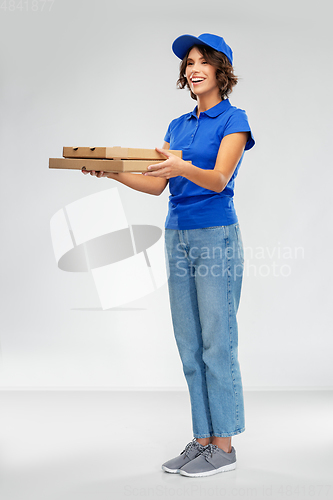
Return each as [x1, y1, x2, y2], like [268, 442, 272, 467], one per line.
[144, 147, 187, 179]
[81, 168, 117, 178]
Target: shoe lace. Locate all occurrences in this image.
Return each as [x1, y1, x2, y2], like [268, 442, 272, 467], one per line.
[181, 438, 204, 458]
[202, 443, 219, 459]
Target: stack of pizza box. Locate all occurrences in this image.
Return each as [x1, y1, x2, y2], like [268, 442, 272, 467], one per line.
[49, 147, 186, 173]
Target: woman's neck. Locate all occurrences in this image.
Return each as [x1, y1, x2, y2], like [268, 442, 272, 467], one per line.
[196, 92, 222, 118]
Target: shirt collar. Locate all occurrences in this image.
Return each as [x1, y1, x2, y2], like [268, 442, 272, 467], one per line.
[187, 99, 231, 119]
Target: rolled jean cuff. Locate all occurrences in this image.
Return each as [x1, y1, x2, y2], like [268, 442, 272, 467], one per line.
[193, 433, 214, 439]
[210, 427, 246, 438]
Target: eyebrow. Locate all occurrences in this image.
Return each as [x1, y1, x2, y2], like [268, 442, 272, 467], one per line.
[187, 56, 206, 62]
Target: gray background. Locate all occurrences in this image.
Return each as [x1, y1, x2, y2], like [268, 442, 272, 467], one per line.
[0, 0, 332, 389]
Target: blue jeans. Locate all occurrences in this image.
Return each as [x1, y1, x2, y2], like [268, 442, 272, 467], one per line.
[164, 223, 245, 438]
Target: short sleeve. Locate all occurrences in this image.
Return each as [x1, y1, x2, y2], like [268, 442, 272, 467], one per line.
[223, 108, 255, 151]
[164, 121, 172, 143]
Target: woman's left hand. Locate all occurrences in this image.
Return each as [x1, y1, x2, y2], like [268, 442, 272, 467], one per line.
[144, 147, 186, 178]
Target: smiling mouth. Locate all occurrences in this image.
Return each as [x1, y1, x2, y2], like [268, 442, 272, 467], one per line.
[191, 78, 205, 85]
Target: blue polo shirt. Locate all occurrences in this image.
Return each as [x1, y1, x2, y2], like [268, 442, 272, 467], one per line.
[164, 98, 255, 229]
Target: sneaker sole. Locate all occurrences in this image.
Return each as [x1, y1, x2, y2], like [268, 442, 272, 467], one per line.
[179, 461, 236, 477]
[161, 465, 181, 474]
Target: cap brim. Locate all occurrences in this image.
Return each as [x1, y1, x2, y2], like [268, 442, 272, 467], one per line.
[172, 34, 210, 60]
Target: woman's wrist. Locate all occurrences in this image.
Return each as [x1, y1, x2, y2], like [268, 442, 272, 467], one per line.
[106, 172, 119, 179]
[180, 159, 193, 178]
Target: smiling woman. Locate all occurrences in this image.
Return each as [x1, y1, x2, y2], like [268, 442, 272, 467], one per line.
[81, 32, 255, 478]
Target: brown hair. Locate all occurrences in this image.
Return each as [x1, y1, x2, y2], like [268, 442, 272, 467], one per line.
[176, 44, 238, 101]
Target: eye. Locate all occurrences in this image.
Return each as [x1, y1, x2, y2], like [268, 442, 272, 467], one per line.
[186, 61, 193, 66]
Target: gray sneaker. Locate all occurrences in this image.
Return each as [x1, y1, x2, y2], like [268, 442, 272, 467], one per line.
[161, 438, 206, 473]
[179, 443, 237, 477]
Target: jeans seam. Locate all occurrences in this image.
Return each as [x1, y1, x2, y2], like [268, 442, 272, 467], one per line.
[227, 234, 239, 429]
[235, 224, 244, 264]
[203, 359, 214, 436]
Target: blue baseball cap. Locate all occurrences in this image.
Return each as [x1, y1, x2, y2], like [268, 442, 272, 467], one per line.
[172, 33, 233, 65]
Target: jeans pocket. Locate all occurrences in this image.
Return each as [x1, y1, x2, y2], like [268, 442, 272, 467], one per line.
[234, 224, 244, 264]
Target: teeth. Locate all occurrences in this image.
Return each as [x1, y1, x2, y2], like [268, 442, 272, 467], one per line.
[192, 78, 204, 82]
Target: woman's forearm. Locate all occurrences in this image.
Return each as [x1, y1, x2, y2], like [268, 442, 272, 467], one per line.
[181, 163, 226, 193]
[107, 172, 168, 196]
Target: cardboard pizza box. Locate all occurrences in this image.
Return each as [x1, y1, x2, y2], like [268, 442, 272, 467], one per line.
[49, 157, 191, 173]
[62, 147, 182, 160]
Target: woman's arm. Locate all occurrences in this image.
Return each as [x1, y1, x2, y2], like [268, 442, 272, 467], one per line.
[82, 142, 170, 196]
[145, 132, 249, 193]
[183, 132, 248, 192]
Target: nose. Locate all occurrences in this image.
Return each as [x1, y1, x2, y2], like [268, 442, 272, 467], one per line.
[190, 62, 200, 74]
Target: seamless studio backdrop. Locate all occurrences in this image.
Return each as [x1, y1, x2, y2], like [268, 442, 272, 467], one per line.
[0, 0, 332, 390]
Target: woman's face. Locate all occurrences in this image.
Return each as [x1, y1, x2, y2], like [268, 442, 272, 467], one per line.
[185, 46, 219, 98]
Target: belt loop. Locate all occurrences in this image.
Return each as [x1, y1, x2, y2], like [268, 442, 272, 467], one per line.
[178, 230, 187, 256]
